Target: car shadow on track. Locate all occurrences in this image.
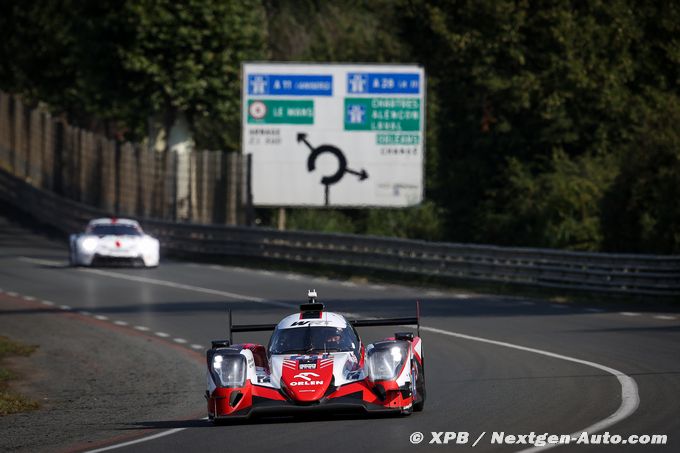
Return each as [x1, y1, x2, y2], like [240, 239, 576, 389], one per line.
[124, 412, 404, 430]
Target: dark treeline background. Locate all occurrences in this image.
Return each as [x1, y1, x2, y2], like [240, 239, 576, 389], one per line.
[1, 0, 678, 253]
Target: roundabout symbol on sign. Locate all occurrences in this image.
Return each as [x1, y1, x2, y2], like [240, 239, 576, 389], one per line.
[297, 133, 368, 206]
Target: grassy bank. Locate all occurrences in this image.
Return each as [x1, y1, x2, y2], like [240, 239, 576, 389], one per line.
[0, 336, 39, 415]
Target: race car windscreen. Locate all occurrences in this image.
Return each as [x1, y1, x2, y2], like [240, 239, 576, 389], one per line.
[269, 326, 358, 354]
[87, 225, 142, 236]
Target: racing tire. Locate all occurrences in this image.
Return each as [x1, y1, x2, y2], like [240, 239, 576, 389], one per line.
[68, 246, 78, 267]
[413, 359, 426, 412]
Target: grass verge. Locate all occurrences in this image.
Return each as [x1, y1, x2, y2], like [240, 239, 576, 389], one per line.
[0, 335, 39, 415]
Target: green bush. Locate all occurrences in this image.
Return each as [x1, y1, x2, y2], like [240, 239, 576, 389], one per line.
[365, 201, 444, 241]
[602, 93, 680, 253]
[287, 209, 356, 234]
[478, 150, 617, 250]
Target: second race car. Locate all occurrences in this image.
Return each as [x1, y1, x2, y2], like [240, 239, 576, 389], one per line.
[69, 217, 160, 267]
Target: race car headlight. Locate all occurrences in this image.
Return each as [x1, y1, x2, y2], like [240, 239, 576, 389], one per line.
[80, 237, 98, 253]
[210, 353, 246, 388]
[366, 342, 409, 381]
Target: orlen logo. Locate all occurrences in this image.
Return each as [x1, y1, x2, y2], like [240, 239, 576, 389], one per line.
[290, 372, 323, 386]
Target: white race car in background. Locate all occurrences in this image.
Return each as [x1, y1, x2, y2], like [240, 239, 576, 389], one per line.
[69, 218, 159, 267]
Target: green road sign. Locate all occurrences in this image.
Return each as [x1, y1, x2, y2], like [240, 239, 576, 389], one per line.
[344, 98, 420, 131]
[376, 133, 420, 145]
[248, 99, 314, 124]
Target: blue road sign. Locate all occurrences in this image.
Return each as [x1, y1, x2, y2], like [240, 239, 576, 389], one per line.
[248, 74, 333, 96]
[346, 73, 420, 94]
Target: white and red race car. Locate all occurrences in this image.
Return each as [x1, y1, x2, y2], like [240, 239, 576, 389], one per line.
[206, 291, 425, 421]
[69, 218, 160, 267]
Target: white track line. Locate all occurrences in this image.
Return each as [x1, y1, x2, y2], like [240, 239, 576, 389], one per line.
[421, 326, 639, 453]
[83, 426, 192, 453]
[620, 312, 641, 317]
[18, 257, 64, 266]
[77, 268, 293, 309]
[653, 315, 676, 320]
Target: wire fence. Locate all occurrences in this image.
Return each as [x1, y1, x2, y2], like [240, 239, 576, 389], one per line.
[0, 91, 248, 224]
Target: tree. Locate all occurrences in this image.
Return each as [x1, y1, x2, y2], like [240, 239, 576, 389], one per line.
[1, 1, 268, 148]
[120, 0, 268, 150]
[479, 150, 617, 250]
[602, 93, 680, 253]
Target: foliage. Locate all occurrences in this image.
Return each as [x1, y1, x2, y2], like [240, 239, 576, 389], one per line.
[0, 336, 37, 359]
[401, 0, 639, 240]
[2, 1, 680, 252]
[287, 209, 356, 234]
[602, 93, 680, 253]
[0, 0, 267, 147]
[479, 150, 617, 250]
[0, 336, 39, 415]
[264, 0, 412, 62]
[365, 201, 444, 241]
[120, 0, 268, 149]
[285, 201, 444, 241]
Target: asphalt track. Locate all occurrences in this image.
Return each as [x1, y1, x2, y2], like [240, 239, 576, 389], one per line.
[1, 213, 679, 452]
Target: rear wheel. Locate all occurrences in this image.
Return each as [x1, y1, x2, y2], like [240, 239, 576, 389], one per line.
[68, 245, 77, 267]
[413, 359, 426, 412]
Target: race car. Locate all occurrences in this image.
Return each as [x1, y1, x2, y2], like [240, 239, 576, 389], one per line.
[206, 290, 425, 422]
[69, 218, 160, 267]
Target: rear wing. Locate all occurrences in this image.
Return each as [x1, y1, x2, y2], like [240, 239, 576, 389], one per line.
[226, 301, 421, 344]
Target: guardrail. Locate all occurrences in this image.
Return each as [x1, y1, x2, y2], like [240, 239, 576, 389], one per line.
[2, 169, 679, 297]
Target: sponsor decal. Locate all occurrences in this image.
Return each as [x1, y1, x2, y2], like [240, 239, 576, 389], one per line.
[299, 362, 317, 370]
[289, 320, 330, 327]
[290, 372, 324, 386]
